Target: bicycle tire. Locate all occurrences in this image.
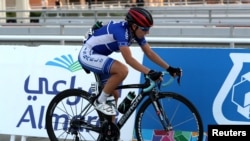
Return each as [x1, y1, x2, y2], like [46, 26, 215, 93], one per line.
[45, 89, 105, 141]
[134, 92, 204, 141]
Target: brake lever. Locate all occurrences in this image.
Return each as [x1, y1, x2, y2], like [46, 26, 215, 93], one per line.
[157, 81, 162, 90]
[176, 70, 182, 85]
[177, 76, 181, 85]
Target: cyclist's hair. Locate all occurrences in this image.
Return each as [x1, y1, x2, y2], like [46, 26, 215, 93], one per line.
[125, 7, 153, 27]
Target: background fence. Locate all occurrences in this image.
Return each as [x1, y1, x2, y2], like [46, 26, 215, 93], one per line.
[0, 4, 250, 48]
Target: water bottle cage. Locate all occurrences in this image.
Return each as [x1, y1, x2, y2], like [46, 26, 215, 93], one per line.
[118, 91, 135, 114]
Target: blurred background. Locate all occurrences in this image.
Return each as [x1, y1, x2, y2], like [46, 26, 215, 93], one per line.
[0, 0, 250, 141]
[0, 0, 249, 48]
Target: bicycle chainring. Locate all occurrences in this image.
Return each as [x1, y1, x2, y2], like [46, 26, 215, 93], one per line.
[101, 120, 120, 141]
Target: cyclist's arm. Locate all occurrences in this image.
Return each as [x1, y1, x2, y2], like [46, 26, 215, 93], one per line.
[140, 43, 170, 70]
[120, 46, 150, 74]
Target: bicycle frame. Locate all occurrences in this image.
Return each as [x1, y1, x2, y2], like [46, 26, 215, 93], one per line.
[75, 69, 174, 133]
[46, 65, 207, 141]
[116, 87, 152, 129]
[46, 69, 205, 141]
[101, 78, 170, 130]
[91, 71, 174, 130]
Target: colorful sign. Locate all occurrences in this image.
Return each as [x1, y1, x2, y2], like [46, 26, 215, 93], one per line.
[0, 46, 250, 141]
[140, 48, 250, 141]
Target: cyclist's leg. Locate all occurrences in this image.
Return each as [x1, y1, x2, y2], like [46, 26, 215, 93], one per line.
[99, 74, 120, 122]
[78, 46, 128, 95]
[99, 73, 121, 103]
[102, 60, 128, 97]
[96, 60, 128, 115]
[79, 48, 127, 115]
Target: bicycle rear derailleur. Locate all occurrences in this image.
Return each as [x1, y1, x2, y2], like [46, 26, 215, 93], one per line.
[101, 120, 120, 141]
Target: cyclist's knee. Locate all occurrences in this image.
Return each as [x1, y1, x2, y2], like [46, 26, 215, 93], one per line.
[111, 61, 128, 79]
[118, 66, 128, 79]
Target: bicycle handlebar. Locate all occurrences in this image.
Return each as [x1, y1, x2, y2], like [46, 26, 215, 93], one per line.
[143, 70, 180, 92]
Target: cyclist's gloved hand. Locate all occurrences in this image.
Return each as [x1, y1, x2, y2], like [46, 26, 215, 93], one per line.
[167, 66, 182, 84]
[147, 70, 162, 81]
[167, 66, 182, 77]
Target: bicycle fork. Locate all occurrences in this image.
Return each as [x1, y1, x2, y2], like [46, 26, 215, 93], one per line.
[150, 92, 173, 131]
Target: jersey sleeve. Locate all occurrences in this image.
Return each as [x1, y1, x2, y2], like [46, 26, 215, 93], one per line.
[135, 37, 147, 46]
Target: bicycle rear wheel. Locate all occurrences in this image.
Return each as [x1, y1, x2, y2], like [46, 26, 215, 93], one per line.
[45, 89, 104, 141]
[135, 92, 203, 141]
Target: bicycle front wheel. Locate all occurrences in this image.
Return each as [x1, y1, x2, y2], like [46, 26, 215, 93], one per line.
[135, 92, 203, 141]
[45, 89, 104, 141]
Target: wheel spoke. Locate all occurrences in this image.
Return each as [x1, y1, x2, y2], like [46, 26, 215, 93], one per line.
[46, 89, 103, 141]
[135, 92, 203, 141]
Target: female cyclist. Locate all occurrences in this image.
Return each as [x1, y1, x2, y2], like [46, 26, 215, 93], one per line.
[78, 7, 182, 115]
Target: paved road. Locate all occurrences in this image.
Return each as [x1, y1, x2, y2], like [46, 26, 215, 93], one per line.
[0, 135, 49, 141]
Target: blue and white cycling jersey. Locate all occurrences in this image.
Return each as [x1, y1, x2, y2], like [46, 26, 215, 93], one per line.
[79, 20, 148, 83]
[84, 20, 147, 55]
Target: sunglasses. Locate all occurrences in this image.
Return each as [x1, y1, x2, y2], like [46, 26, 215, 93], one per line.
[137, 25, 150, 32]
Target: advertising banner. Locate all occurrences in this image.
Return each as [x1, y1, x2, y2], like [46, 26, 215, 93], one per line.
[141, 48, 250, 140]
[1, 45, 250, 141]
[0, 45, 142, 140]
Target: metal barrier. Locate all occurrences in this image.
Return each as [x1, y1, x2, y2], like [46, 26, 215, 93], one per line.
[0, 35, 249, 48]
[1, 4, 250, 39]
[1, 4, 250, 25]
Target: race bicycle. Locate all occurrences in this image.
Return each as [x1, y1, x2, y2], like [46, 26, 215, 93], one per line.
[45, 69, 204, 141]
